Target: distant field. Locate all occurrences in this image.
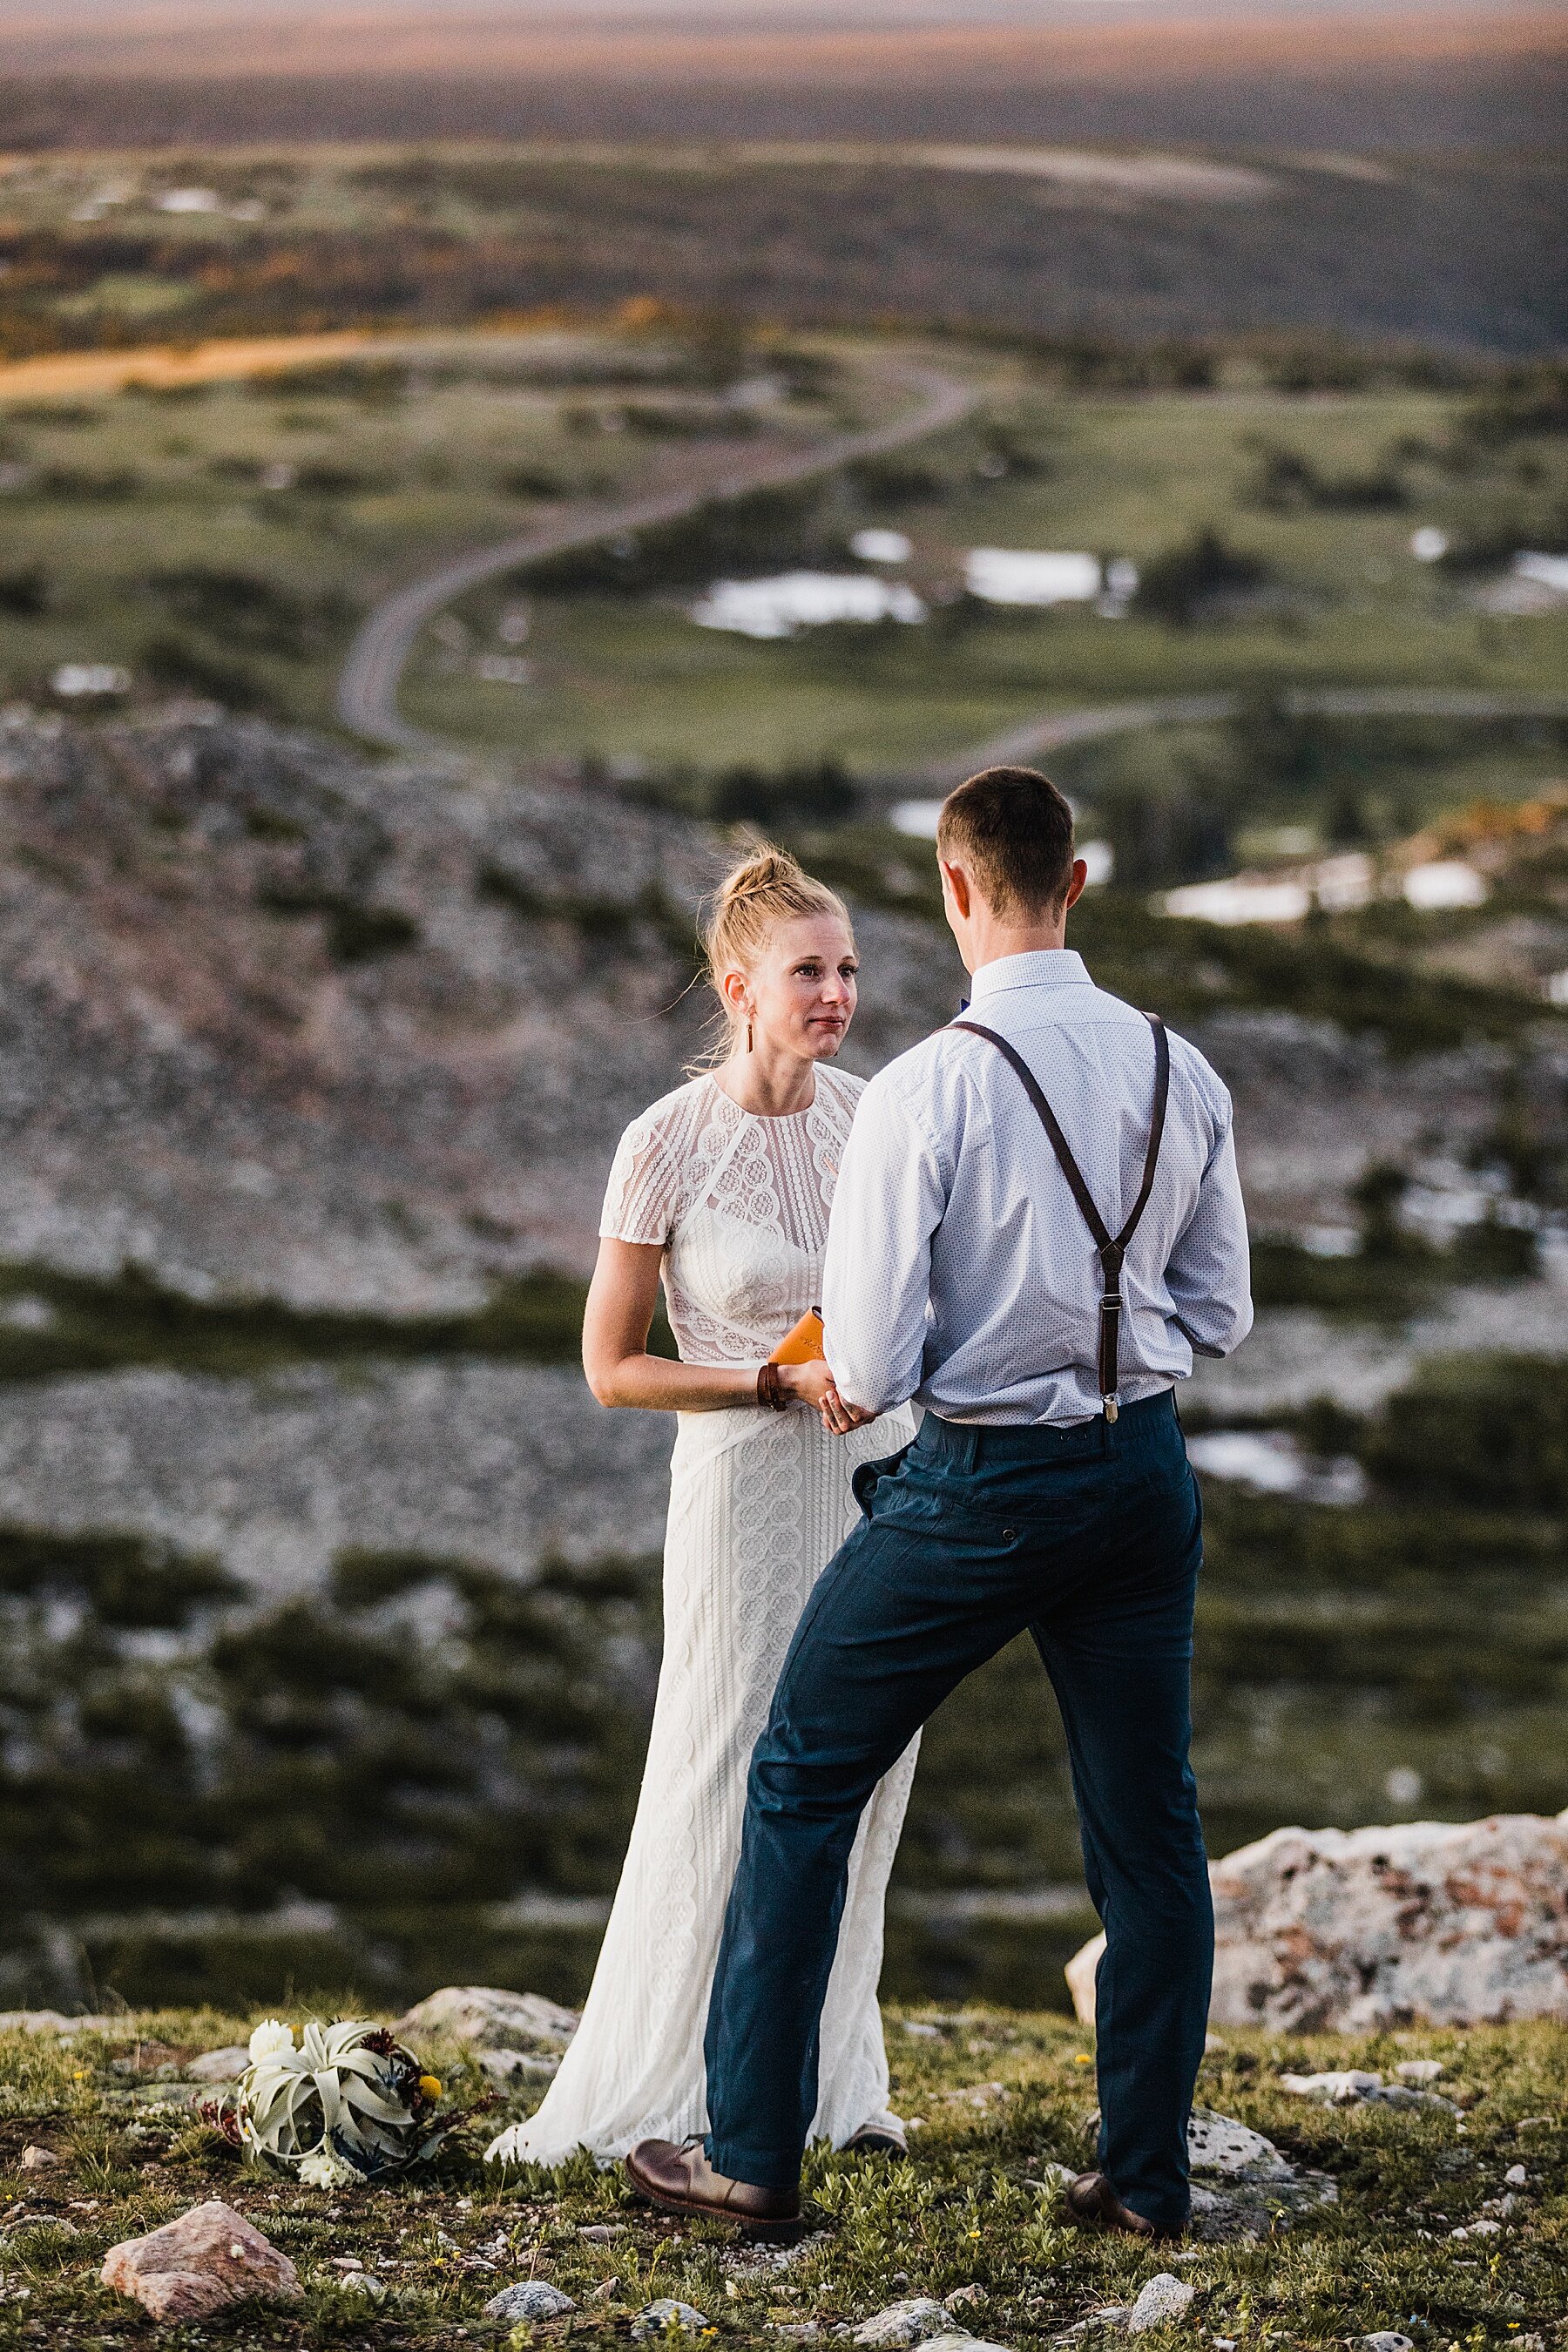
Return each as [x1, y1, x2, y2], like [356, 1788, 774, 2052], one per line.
[0, 136, 1563, 359]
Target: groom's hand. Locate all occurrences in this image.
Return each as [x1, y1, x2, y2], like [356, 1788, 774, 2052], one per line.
[821, 1379, 877, 1435]
[778, 1360, 875, 1435]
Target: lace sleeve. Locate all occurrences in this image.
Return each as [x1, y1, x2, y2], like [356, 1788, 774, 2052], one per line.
[600, 1104, 682, 1246]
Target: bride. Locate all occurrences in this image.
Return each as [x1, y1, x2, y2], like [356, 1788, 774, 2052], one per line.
[487, 845, 918, 2167]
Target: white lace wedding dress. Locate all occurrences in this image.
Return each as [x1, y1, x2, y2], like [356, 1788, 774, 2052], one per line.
[486, 1064, 918, 2167]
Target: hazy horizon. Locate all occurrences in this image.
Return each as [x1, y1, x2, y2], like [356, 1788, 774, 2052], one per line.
[3, 0, 1559, 81]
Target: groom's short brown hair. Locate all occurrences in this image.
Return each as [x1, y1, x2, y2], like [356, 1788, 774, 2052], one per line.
[936, 765, 1076, 917]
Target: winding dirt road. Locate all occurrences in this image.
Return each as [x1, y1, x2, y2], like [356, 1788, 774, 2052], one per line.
[336, 358, 977, 754]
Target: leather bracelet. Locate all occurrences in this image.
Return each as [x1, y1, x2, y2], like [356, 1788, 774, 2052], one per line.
[756, 1361, 787, 1411]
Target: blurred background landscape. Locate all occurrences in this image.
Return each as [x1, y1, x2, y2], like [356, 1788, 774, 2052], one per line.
[0, 0, 1565, 2021]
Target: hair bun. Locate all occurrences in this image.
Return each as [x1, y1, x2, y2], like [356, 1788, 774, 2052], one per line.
[713, 841, 808, 907]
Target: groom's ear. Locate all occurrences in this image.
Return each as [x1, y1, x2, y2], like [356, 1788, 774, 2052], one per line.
[938, 856, 972, 921]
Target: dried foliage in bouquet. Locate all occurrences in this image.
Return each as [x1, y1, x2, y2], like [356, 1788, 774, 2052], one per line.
[230, 2018, 454, 2186]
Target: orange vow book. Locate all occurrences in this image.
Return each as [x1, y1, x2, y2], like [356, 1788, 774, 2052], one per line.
[769, 1307, 826, 1365]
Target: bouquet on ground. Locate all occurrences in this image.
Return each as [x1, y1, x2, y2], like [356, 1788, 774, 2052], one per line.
[226, 2018, 458, 2186]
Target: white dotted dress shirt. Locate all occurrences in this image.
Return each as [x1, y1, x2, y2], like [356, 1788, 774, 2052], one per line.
[822, 949, 1252, 1426]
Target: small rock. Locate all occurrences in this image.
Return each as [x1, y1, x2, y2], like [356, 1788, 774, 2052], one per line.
[903, 2021, 942, 2038]
[19, 2146, 58, 2171]
[1027, 2161, 1078, 2193]
[1090, 2308, 1132, 2327]
[339, 2272, 386, 2299]
[632, 2295, 710, 2337]
[485, 2280, 578, 2322]
[185, 2046, 252, 2084]
[917, 2339, 1013, 2352]
[102, 2199, 301, 2323]
[578, 2221, 626, 2241]
[945, 2283, 985, 2310]
[0, 2010, 122, 2037]
[1362, 2335, 1414, 2352]
[854, 2297, 951, 2346]
[1504, 2163, 1528, 2185]
[1126, 2274, 1195, 2334]
[393, 1985, 579, 2053]
[1278, 2070, 1383, 2105]
[589, 2276, 620, 2303]
[1377, 2085, 1461, 2113]
[1393, 2058, 1444, 2083]
[478, 2046, 561, 2085]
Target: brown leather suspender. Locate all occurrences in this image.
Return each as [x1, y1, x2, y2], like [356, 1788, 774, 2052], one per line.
[951, 1015, 1171, 1422]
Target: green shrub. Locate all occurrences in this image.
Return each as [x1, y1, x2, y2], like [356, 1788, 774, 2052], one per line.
[1130, 526, 1271, 625]
[1359, 1354, 1568, 1511]
[0, 564, 50, 615]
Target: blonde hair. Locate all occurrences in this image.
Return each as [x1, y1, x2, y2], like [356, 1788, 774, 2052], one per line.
[698, 841, 853, 1061]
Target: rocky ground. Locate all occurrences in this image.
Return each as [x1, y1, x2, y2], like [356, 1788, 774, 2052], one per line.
[0, 2002, 1563, 2349]
[0, 1362, 673, 1593]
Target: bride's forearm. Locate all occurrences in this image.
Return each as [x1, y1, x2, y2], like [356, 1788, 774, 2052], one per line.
[587, 1354, 768, 1412]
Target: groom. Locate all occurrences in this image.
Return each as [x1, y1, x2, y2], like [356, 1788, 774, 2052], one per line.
[629, 765, 1252, 2240]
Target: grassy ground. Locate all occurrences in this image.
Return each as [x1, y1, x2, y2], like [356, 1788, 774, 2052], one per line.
[0, 328, 850, 727]
[1, 2008, 1564, 2349]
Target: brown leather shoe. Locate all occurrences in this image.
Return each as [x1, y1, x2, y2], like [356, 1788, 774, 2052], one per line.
[1064, 2170, 1182, 2243]
[625, 2136, 803, 2240]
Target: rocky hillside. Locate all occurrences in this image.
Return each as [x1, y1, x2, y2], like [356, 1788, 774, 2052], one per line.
[0, 708, 963, 1310]
[2, 706, 1555, 1310]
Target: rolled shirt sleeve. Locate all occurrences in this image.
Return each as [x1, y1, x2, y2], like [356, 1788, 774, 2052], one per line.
[1166, 1110, 1253, 1359]
[821, 1080, 949, 1417]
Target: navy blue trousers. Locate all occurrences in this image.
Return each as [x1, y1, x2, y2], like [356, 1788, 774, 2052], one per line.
[702, 1389, 1212, 2229]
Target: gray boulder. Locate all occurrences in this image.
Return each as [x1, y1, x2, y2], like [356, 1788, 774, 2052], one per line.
[185, 2045, 252, 2083]
[394, 1985, 579, 2052]
[1066, 1809, 1568, 2031]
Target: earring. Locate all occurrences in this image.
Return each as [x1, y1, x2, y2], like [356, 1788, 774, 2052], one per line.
[746, 1017, 754, 1052]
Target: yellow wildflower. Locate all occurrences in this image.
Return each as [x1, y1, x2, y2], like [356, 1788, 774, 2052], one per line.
[418, 2073, 443, 2099]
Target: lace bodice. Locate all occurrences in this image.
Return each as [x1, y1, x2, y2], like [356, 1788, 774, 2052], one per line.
[600, 1066, 864, 1365]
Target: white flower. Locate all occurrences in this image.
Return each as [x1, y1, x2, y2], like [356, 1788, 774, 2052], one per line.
[247, 2019, 295, 2065]
[299, 2140, 364, 2189]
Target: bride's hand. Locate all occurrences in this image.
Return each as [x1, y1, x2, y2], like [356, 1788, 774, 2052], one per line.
[778, 1361, 872, 1435]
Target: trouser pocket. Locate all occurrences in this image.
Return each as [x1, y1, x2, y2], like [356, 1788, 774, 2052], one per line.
[851, 1442, 914, 1519]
